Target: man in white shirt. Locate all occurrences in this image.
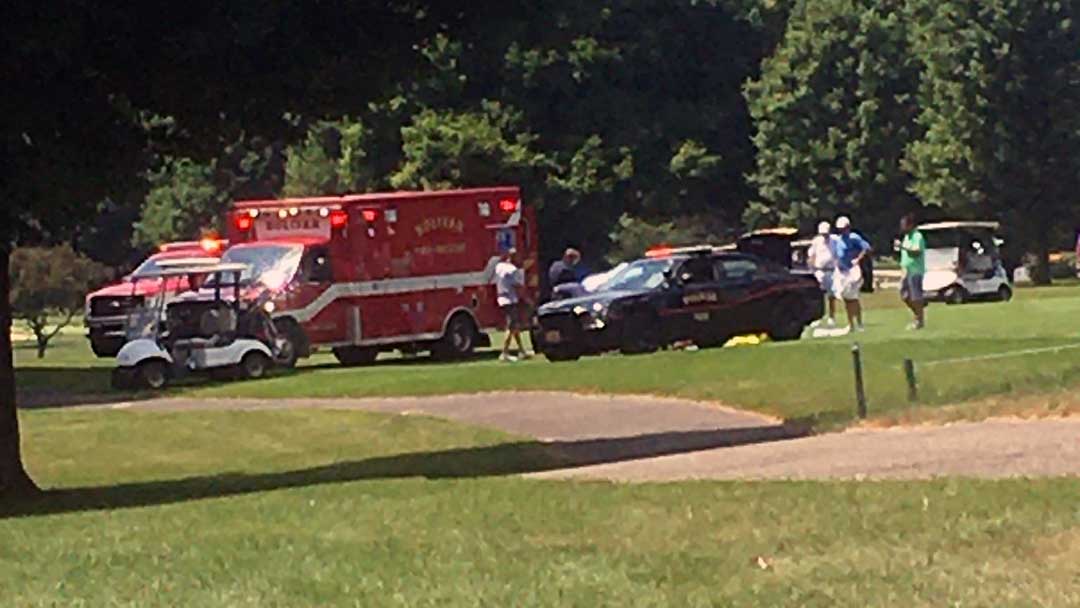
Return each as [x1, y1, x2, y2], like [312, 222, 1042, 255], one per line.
[807, 221, 838, 327]
[494, 248, 532, 362]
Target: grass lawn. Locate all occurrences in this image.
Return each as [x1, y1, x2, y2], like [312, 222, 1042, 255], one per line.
[5, 408, 1080, 607]
[15, 284, 1080, 426]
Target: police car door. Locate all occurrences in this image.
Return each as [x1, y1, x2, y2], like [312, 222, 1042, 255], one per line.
[715, 256, 761, 336]
[669, 256, 722, 342]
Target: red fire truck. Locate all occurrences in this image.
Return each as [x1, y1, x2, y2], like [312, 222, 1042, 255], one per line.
[224, 187, 539, 366]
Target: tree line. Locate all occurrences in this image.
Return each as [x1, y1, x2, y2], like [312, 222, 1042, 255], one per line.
[2, 0, 1078, 495]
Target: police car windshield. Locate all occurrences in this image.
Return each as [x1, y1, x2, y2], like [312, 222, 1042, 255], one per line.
[210, 244, 303, 290]
[603, 258, 673, 291]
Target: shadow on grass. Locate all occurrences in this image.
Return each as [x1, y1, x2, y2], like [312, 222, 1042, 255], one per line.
[16, 350, 505, 409]
[1, 422, 807, 519]
[15, 368, 142, 409]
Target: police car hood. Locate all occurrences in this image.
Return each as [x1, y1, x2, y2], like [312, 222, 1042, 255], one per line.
[538, 290, 641, 315]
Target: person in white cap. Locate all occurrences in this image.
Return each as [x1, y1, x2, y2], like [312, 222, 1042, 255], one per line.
[830, 216, 872, 332]
[807, 221, 838, 327]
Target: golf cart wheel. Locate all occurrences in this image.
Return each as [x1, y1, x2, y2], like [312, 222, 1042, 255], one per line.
[432, 313, 478, 360]
[240, 352, 271, 380]
[135, 360, 168, 390]
[997, 285, 1013, 302]
[333, 346, 378, 367]
[272, 318, 306, 368]
[944, 286, 967, 305]
[90, 336, 124, 358]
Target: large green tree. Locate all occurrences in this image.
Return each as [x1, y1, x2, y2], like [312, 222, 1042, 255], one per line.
[905, 0, 1080, 282]
[745, 0, 922, 243]
[2, 0, 459, 498]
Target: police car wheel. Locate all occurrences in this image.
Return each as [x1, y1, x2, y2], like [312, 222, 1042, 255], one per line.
[544, 347, 581, 362]
[620, 314, 661, 355]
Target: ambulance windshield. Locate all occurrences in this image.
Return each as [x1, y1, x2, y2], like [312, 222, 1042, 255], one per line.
[215, 244, 304, 290]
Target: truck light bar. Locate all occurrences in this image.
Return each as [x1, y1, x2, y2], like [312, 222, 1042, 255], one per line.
[499, 198, 518, 212]
[235, 215, 253, 231]
[330, 209, 349, 229]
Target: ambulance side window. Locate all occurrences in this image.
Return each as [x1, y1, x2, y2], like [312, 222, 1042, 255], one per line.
[303, 246, 333, 283]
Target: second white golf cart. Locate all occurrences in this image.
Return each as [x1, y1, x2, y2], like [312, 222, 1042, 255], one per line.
[112, 261, 288, 389]
[918, 221, 1012, 304]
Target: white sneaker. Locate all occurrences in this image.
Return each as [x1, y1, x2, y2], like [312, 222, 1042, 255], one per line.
[825, 318, 837, 328]
[518, 351, 534, 360]
[499, 353, 517, 363]
[855, 324, 866, 333]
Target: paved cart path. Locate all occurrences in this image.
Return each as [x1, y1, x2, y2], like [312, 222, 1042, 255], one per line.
[532, 417, 1080, 481]
[78, 393, 1080, 480]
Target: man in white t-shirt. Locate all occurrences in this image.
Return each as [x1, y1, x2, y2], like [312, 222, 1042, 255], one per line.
[807, 221, 838, 327]
[494, 248, 532, 362]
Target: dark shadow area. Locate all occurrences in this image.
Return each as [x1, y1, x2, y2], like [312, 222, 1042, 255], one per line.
[15, 367, 141, 409]
[16, 350, 504, 410]
[301, 349, 502, 372]
[0, 422, 808, 519]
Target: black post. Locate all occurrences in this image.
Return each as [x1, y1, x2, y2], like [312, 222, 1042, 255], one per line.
[852, 343, 867, 418]
[903, 358, 918, 403]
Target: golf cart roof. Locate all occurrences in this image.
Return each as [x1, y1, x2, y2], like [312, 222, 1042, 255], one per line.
[918, 221, 1000, 232]
[138, 262, 250, 278]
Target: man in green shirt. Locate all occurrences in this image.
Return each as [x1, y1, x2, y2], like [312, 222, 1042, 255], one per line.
[899, 213, 926, 329]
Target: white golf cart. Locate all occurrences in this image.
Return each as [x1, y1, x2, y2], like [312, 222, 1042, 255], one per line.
[918, 221, 1012, 304]
[111, 261, 286, 389]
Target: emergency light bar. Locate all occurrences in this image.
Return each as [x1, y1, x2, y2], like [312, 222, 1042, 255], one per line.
[498, 198, 518, 212]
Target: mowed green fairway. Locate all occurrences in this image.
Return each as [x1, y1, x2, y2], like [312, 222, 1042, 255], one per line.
[15, 285, 1080, 426]
[6, 408, 1080, 607]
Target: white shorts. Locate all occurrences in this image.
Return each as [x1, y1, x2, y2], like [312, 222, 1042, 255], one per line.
[814, 269, 834, 295]
[833, 266, 863, 301]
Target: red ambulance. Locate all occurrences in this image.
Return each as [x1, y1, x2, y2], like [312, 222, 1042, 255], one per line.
[224, 187, 539, 366]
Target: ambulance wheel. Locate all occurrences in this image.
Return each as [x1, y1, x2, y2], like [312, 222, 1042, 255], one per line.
[333, 346, 378, 367]
[433, 314, 478, 360]
[997, 285, 1013, 302]
[135, 360, 168, 390]
[272, 318, 306, 368]
[240, 352, 271, 380]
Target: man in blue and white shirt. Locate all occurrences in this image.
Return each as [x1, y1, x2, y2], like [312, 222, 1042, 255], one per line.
[830, 216, 872, 332]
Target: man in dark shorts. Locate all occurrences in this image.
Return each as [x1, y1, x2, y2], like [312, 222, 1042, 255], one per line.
[899, 213, 926, 330]
[494, 248, 532, 361]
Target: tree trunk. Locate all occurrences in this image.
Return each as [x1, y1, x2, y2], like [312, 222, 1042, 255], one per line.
[0, 245, 39, 498]
[1032, 227, 1052, 286]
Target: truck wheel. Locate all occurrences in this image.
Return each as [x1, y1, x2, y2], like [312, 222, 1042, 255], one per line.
[432, 314, 478, 360]
[272, 318, 306, 368]
[240, 352, 271, 379]
[136, 360, 168, 390]
[90, 336, 124, 358]
[333, 346, 378, 367]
